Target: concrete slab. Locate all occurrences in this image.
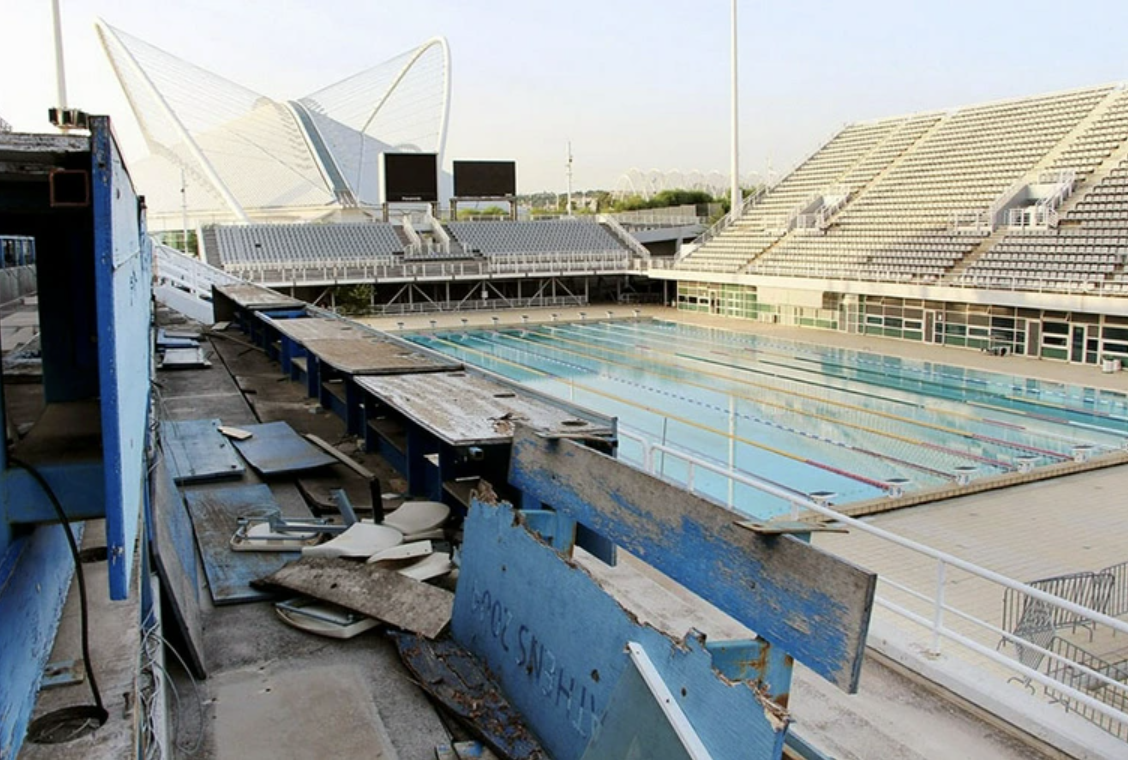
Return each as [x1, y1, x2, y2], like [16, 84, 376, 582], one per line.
[210, 663, 395, 760]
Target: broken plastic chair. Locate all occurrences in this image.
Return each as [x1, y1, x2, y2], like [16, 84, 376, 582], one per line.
[397, 552, 453, 582]
[231, 520, 327, 552]
[302, 523, 404, 559]
[274, 598, 379, 640]
[367, 540, 434, 564]
[381, 500, 450, 541]
[230, 514, 344, 552]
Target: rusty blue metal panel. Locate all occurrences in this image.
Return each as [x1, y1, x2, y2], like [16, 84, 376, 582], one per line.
[150, 448, 206, 677]
[91, 115, 152, 600]
[507, 426, 875, 693]
[230, 421, 336, 476]
[453, 497, 791, 760]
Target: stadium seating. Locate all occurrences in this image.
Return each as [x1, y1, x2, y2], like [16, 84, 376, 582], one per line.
[209, 222, 404, 269]
[960, 157, 1128, 291]
[678, 85, 1128, 291]
[447, 220, 628, 256]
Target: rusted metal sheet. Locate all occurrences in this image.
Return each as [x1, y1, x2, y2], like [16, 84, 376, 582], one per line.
[356, 372, 614, 447]
[230, 421, 337, 476]
[453, 498, 791, 760]
[506, 425, 875, 694]
[256, 556, 453, 638]
[390, 632, 547, 760]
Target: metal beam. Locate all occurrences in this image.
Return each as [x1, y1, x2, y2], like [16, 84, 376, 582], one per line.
[507, 425, 875, 693]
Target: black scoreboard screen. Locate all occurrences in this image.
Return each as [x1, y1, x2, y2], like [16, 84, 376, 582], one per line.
[453, 160, 516, 198]
[383, 153, 438, 202]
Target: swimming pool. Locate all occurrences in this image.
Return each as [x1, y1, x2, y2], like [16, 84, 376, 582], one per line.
[408, 319, 1128, 518]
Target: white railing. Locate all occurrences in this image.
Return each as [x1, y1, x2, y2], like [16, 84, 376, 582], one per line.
[223, 250, 637, 286]
[153, 242, 241, 298]
[379, 294, 586, 315]
[597, 214, 652, 260]
[402, 215, 423, 256]
[952, 210, 992, 233]
[430, 213, 453, 254]
[609, 206, 705, 229]
[485, 250, 631, 275]
[676, 188, 768, 262]
[614, 427, 1128, 731]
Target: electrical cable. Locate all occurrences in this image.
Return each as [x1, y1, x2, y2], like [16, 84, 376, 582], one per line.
[9, 455, 108, 737]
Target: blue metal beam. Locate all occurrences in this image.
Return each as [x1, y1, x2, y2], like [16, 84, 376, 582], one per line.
[507, 425, 875, 693]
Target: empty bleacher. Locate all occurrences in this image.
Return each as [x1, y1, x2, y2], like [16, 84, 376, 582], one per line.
[961, 156, 1128, 292]
[679, 85, 1128, 290]
[209, 222, 404, 270]
[447, 219, 627, 256]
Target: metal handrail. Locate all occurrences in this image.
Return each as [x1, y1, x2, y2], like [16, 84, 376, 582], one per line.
[614, 427, 1128, 728]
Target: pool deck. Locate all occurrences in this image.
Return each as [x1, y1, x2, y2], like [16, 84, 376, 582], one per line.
[360, 305, 1128, 394]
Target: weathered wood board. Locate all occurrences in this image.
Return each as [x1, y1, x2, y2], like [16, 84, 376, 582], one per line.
[230, 421, 337, 476]
[506, 425, 875, 693]
[259, 316, 362, 344]
[256, 556, 453, 638]
[303, 337, 453, 375]
[356, 372, 614, 447]
[161, 418, 246, 483]
[183, 484, 303, 604]
[214, 284, 303, 311]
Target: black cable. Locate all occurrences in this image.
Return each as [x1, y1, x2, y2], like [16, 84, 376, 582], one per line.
[9, 455, 107, 726]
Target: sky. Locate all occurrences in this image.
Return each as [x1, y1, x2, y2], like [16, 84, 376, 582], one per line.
[2, 1, 1128, 194]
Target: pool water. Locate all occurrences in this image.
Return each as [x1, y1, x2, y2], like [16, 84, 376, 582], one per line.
[408, 319, 1128, 518]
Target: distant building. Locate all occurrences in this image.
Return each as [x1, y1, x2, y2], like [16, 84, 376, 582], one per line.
[97, 22, 451, 230]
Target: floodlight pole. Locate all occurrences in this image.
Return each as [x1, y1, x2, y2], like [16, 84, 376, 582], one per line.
[730, 0, 742, 219]
[50, 0, 69, 132]
[566, 141, 574, 217]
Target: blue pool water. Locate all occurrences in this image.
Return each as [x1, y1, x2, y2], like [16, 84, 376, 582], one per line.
[408, 319, 1128, 518]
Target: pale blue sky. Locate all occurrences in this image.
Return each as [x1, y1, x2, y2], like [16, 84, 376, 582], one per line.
[3, 1, 1127, 193]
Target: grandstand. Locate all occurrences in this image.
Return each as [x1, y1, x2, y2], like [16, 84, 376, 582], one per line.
[661, 83, 1128, 366]
[201, 217, 643, 306]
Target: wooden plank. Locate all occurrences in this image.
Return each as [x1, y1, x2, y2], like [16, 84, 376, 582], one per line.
[302, 337, 453, 375]
[304, 434, 374, 479]
[183, 484, 302, 604]
[356, 371, 614, 447]
[390, 632, 546, 759]
[507, 425, 875, 694]
[258, 316, 364, 344]
[453, 499, 790, 760]
[256, 556, 453, 638]
[161, 418, 246, 483]
[214, 284, 303, 311]
[230, 421, 337, 476]
[150, 448, 207, 677]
